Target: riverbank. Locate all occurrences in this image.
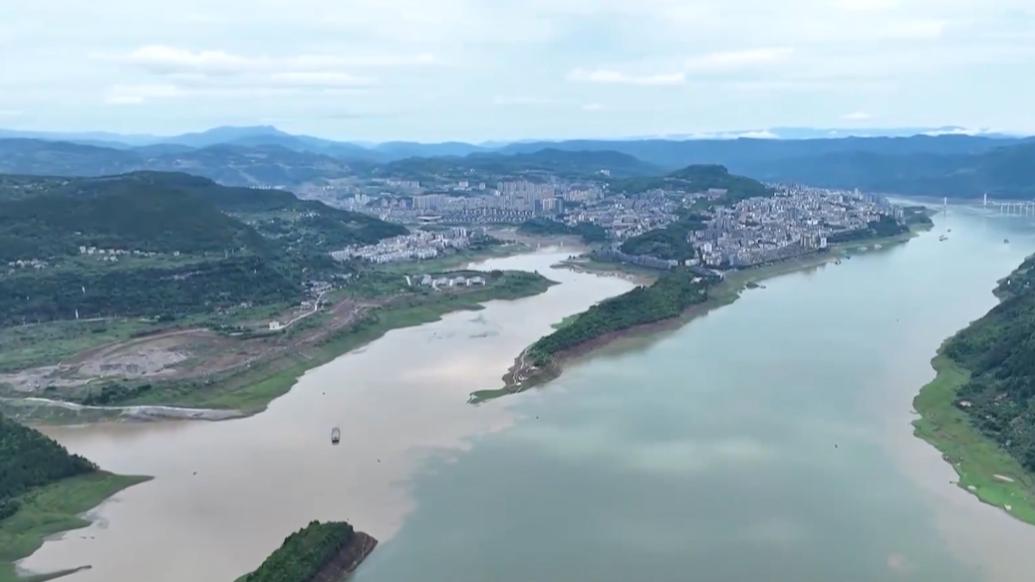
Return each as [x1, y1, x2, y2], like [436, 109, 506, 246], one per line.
[480, 224, 929, 401]
[14, 248, 632, 582]
[1, 271, 556, 424]
[144, 271, 556, 414]
[0, 472, 149, 582]
[913, 354, 1035, 524]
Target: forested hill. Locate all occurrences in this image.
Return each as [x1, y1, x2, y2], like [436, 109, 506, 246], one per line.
[944, 255, 1035, 469]
[0, 414, 96, 519]
[381, 148, 659, 181]
[0, 171, 405, 261]
[0, 139, 361, 188]
[0, 173, 272, 261]
[0, 172, 404, 325]
[610, 164, 772, 202]
[239, 520, 376, 582]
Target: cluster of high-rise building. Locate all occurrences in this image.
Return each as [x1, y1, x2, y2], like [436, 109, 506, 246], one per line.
[564, 191, 680, 239]
[692, 186, 898, 267]
[356, 181, 610, 224]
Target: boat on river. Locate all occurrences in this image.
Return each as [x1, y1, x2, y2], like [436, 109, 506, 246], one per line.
[331, 427, 341, 445]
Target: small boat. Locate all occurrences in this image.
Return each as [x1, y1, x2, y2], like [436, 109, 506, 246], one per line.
[938, 234, 948, 242]
[331, 427, 341, 445]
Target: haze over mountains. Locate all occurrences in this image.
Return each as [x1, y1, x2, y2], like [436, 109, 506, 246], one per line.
[1, 124, 1034, 197]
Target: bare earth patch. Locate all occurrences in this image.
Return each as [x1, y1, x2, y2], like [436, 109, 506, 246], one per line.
[0, 298, 370, 400]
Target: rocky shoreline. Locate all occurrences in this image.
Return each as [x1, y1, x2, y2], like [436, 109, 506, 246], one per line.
[310, 531, 378, 582]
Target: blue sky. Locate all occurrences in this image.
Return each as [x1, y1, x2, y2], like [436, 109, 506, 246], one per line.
[2, 0, 1034, 141]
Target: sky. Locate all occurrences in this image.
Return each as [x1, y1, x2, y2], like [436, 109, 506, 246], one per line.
[2, 0, 1035, 142]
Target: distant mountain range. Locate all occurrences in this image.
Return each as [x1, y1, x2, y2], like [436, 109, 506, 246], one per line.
[0, 126, 476, 161]
[1, 125, 1034, 197]
[0, 138, 362, 187]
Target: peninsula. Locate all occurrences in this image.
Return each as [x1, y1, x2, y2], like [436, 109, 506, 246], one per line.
[0, 414, 146, 582]
[0, 172, 554, 421]
[477, 171, 930, 400]
[914, 252, 1035, 523]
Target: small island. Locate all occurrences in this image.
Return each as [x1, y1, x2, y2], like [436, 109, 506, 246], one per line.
[238, 521, 377, 582]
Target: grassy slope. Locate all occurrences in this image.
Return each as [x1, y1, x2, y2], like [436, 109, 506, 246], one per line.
[913, 355, 1035, 524]
[108, 272, 555, 414]
[0, 473, 149, 582]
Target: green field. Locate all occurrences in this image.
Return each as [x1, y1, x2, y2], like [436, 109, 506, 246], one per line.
[913, 355, 1035, 524]
[0, 472, 149, 582]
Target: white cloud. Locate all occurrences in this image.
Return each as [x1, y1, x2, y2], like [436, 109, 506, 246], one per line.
[731, 129, 780, 139]
[568, 68, 685, 86]
[492, 95, 558, 106]
[883, 19, 946, 39]
[684, 47, 795, 71]
[108, 45, 439, 77]
[834, 0, 899, 11]
[269, 71, 373, 88]
[842, 110, 873, 120]
[567, 47, 793, 92]
[922, 126, 996, 136]
[117, 46, 251, 76]
[0, 109, 22, 117]
[104, 84, 184, 105]
[582, 102, 606, 112]
[7, 0, 1035, 139]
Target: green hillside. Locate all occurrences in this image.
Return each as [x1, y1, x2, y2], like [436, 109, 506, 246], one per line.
[943, 255, 1035, 469]
[0, 172, 405, 325]
[610, 164, 773, 203]
[381, 148, 658, 182]
[526, 269, 709, 366]
[240, 521, 356, 582]
[517, 218, 607, 243]
[0, 414, 145, 581]
[0, 414, 95, 519]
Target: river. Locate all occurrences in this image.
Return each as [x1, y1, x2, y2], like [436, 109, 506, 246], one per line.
[22, 206, 1035, 582]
